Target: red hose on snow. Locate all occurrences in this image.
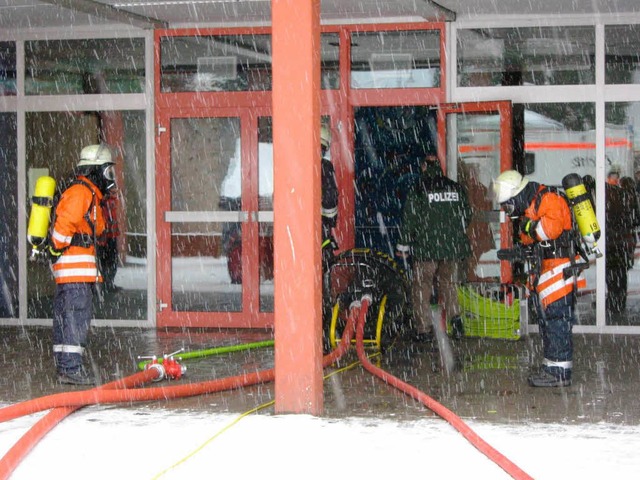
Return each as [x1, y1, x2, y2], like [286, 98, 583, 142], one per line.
[0, 312, 358, 424]
[0, 369, 160, 479]
[1, 297, 531, 480]
[0, 369, 273, 423]
[353, 294, 533, 480]
[0, 309, 359, 478]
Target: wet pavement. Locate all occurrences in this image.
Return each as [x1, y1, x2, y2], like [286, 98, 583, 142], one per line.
[1, 325, 639, 426]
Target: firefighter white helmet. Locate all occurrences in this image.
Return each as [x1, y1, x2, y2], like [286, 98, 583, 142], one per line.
[77, 144, 113, 167]
[492, 170, 529, 204]
[320, 125, 331, 149]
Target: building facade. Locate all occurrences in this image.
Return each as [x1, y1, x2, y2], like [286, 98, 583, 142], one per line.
[1, 2, 640, 334]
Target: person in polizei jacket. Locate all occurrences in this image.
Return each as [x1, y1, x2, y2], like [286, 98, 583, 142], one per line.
[492, 170, 586, 387]
[49, 144, 115, 385]
[396, 154, 472, 343]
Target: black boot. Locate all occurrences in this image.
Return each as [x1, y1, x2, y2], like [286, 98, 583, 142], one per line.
[527, 368, 571, 387]
[449, 315, 464, 339]
[57, 368, 96, 386]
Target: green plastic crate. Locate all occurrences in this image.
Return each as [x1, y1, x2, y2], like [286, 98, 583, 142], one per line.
[454, 285, 522, 340]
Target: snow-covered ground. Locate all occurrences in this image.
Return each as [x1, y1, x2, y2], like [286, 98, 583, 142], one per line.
[1, 406, 639, 479]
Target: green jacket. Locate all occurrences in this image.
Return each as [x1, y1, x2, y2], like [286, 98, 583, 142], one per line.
[398, 168, 472, 261]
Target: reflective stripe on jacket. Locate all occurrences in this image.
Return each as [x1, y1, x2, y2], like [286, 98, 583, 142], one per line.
[521, 185, 586, 307]
[537, 258, 586, 306]
[51, 177, 105, 284]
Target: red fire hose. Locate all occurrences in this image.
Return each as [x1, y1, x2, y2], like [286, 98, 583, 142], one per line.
[0, 369, 159, 479]
[0, 308, 358, 479]
[353, 294, 533, 480]
[0, 298, 531, 480]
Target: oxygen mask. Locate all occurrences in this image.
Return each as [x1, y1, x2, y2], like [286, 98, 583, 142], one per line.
[101, 163, 116, 192]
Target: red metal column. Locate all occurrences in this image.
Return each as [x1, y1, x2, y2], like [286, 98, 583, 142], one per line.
[272, 0, 323, 414]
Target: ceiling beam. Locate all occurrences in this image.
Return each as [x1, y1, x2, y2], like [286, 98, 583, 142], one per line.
[423, 0, 456, 21]
[39, 0, 168, 29]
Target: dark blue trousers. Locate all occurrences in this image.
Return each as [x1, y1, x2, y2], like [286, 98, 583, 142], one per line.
[52, 283, 93, 373]
[537, 293, 575, 377]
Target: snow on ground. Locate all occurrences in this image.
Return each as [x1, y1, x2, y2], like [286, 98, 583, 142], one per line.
[1, 405, 639, 479]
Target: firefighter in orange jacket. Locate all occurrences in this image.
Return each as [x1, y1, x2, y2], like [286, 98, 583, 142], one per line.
[493, 170, 585, 387]
[49, 144, 115, 385]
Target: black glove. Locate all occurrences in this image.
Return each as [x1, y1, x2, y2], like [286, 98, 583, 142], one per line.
[48, 245, 64, 264]
[519, 218, 538, 239]
[29, 246, 50, 265]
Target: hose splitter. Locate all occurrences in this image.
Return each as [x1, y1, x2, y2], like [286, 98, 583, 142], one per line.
[137, 348, 187, 381]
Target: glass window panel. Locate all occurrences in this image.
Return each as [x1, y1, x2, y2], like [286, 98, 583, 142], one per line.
[321, 33, 340, 90]
[521, 103, 596, 184]
[0, 42, 16, 96]
[161, 35, 271, 92]
[350, 30, 440, 89]
[0, 113, 18, 317]
[170, 116, 242, 312]
[161, 33, 338, 92]
[25, 38, 145, 95]
[26, 111, 148, 320]
[605, 25, 640, 85]
[604, 102, 640, 325]
[171, 222, 242, 313]
[452, 113, 501, 282]
[514, 103, 596, 325]
[258, 117, 274, 313]
[457, 27, 595, 87]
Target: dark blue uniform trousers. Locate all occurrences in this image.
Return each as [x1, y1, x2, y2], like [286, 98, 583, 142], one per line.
[537, 293, 575, 378]
[52, 283, 93, 374]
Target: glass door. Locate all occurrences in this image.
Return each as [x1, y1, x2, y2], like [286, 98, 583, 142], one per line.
[156, 107, 273, 328]
[437, 101, 513, 282]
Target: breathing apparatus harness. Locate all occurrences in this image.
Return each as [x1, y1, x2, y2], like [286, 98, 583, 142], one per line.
[498, 184, 590, 317]
[47, 178, 99, 264]
[532, 187, 588, 260]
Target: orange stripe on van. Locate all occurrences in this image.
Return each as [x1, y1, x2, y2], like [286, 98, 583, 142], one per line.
[458, 138, 632, 153]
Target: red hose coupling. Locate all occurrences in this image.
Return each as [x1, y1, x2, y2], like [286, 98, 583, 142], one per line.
[139, 349, 187, 381]
[163, 356, 186, 380]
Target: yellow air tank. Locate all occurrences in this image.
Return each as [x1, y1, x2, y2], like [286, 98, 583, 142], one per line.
[27, 176, 56, 255]
[562, 173, 602, 258]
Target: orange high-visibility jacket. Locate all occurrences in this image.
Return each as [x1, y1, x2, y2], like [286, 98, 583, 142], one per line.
[520, 185, 586, 307]
[50, 177, 106, 284]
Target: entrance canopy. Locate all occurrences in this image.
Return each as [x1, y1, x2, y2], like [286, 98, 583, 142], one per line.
[2, 0, 640, 30]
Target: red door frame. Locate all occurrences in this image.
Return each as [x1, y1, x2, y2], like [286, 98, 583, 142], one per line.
[339, 22, 446, 252]
[437, 101, 514, 282]
[154, 27, 275, 329]
[155, 106, 273, 328]
[153, 22, 453, 328]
